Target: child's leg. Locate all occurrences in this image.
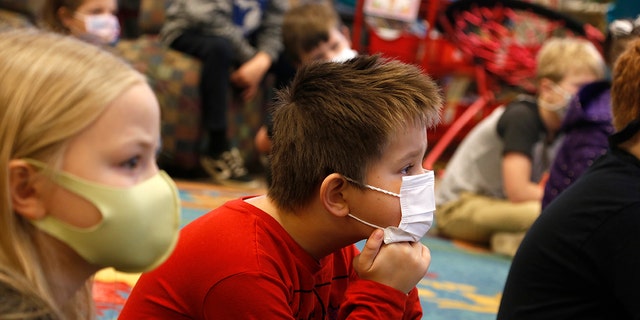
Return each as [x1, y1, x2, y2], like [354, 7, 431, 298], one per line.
[436, 192, 540, 244]
[170, 32, 233, 155]
[170, 33, 258, 187]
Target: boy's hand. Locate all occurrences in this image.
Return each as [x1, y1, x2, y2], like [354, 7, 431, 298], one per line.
[353, 229, 431, 293]
[231, 51, 271, 101]
[238, 83, 259, 102]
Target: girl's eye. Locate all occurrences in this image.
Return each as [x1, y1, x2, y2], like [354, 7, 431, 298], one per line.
[121, 156, 140, 170]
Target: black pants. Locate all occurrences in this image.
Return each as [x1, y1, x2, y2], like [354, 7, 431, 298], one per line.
[171, 32, 233, 132]
[170, 31, 296, 155]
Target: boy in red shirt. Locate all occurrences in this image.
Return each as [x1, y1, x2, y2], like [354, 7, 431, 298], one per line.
[119, 54, 443, 319]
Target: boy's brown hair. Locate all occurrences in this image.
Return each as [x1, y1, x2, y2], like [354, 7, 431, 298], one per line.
[282, 2, 342, 64]
[611, 38, 640, 131]
[268, 55, 443, 212]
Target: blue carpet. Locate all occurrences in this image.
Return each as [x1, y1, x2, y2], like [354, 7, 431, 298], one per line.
[419, 236, 510, 319]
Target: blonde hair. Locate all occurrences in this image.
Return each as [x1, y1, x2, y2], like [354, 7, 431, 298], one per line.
[0, 29, 144, 318]
[611, 38, 640, 131]
[536, 37, 605, 83]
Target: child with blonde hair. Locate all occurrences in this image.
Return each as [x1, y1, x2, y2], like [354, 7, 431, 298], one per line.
[436, 37, 606, 257]
[542, 17, 640, 208]
[0, 30, 179, 318]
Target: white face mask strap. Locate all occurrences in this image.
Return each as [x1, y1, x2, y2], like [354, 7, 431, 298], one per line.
[539, 98, 566, 112]
[550, 82, 572, 100]
[343, 176, 401, 198]
[348, 213, 384, 230]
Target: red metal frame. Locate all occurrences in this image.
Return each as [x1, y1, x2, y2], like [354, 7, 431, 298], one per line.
[351, 0, 497, 170]
[350, 0, 603, 170]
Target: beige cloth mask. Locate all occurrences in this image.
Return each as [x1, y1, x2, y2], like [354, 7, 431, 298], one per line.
[25, 159, 181, 273]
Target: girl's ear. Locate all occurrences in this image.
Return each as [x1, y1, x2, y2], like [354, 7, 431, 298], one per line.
[57, 6, 75, 30]
[319, 173, 351, 218]
[8, 160, 47, 220]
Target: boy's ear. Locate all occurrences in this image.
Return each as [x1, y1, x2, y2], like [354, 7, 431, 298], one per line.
[8, 160, 47, 221]
[319, 173, 350, 218]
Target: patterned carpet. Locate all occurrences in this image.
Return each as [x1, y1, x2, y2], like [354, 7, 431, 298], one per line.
[93, 179, 512, 319]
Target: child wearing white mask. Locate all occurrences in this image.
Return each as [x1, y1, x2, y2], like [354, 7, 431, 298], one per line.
[121, 54, 441, 318]
[435, 37, 606, 257]
[541, 17, 640, 209]
[42, 0, 120, 46]
[255, 2, 358, 181]
[0, 30, 180, 319]
[280, 2, 357, 66]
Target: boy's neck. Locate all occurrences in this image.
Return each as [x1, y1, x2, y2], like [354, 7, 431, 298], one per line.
[245, 196, 354, 260]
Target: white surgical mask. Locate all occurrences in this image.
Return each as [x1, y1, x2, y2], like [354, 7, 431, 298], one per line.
[539, 82, 572, 119]
[345, 170, 435, 243]
[331, 48, 358, 63]
[25, 159, 181, 273]
[75, 13, 120, 45]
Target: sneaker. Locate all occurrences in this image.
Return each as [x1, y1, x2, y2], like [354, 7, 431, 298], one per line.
[490, 232, 526, 258]
[200, 148, 260, 189]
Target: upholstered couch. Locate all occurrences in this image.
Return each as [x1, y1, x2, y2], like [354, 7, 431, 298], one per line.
[116, 0, 273, 178]
[114, 0, 205, 177]
[0, 0, 271, 178]
[0, 0, 42, 31]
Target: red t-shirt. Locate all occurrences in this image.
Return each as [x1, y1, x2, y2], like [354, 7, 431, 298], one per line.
[119, 198, 422, 319]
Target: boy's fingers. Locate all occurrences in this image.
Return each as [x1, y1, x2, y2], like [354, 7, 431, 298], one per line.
[357, 229, 384, 270]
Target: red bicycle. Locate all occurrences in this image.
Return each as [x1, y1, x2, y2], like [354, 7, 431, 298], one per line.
[352, 0, 604, 169]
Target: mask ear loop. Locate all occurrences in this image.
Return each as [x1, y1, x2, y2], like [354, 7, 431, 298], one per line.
[550, 82, 572, 101]
[342, 176, 400, 198]
[347, 213, 384, 229]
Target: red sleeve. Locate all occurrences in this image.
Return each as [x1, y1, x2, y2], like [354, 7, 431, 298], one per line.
[338, 280, 422, 319]
[404, 287, 423, 320]
[119, 271, 194, 319]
